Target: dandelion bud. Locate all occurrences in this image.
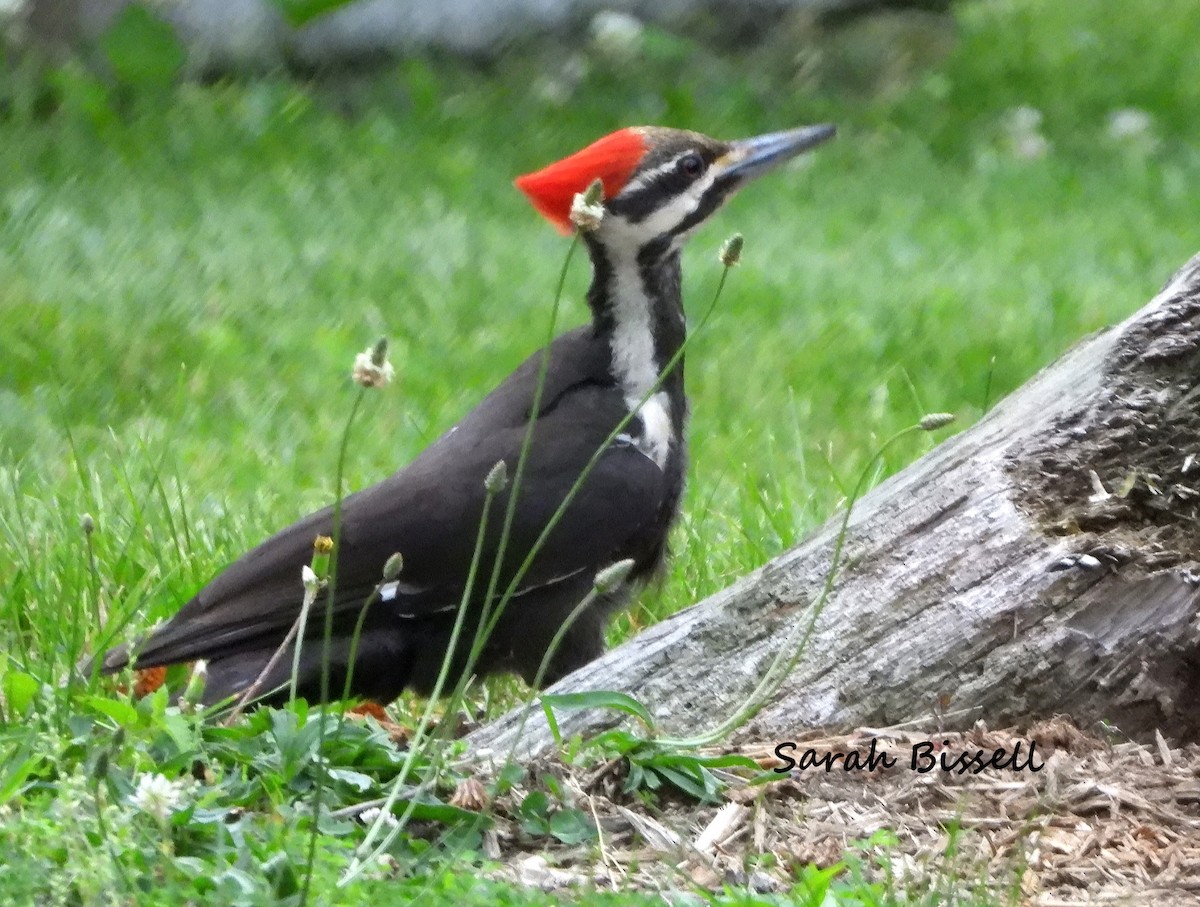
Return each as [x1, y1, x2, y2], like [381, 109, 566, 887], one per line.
[918, 412, 956, 432]
[594, 558, 635, 594]
[311, 535, 334, 580]
[719, 234, 743, 268]
[484, 459, 509, 495]
[92, 749, 110, 781]
[382, 552, 404, 581]
[570, 179, 606, 232]
[81, 513, 95, 535]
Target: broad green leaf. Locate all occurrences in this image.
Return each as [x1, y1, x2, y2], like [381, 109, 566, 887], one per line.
[326, 767, 373, 791]
[401, 800, 489, 825]
[650, 763, 712, 800]
[549, 808, 596, 845]
[84, 694, 140, 727]
[49, 61, 116, 127]
[267, 0, 358, 27]
[518, 789, 549, 820]
[539, 690, 655, 731]
[682, 752, 761, 772]
[100, 4, 186, 90]
[2, 671, 39, 716]
[0, 749, 39, 804]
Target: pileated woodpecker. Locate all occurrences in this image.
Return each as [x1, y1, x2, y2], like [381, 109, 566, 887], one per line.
[91, 123, 836, 707]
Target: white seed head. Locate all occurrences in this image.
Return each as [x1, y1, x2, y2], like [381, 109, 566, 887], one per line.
[302, 564, 321, 593]
[382, 552, 404, 581]
[129, 772, 185, 822]
[484, 459, 509, 494]
[719, 234, 744, 268]
[594, 558, 636, 594]
[918, 412, 956, 432]
[81, 513, 95, 535]
[570, 180, 606, 232]
[352, 339, 395, 389]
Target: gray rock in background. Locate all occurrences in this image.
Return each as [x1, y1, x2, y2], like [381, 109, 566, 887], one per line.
[164, 0, 288, 71]
[17, 0, 931, 72]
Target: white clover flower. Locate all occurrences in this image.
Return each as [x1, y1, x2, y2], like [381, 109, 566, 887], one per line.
[1002, 106, 1050, 160]
[359, 806, 400, 829]
[1106, 108, 1158, 155]
[1011, 133, 1050, 160]
[352, 349, 395, 389]
[130, 772, 185, 822]
[1006, 105, 1043, 134]
[1107, 108, 1153, 141]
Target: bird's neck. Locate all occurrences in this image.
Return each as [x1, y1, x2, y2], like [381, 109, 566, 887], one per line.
[584, 236, 686, 467]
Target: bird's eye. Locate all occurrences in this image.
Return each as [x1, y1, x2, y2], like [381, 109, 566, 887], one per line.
[677, 153, 705, 178]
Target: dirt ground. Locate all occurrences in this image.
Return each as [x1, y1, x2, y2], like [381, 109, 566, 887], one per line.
[482, 717, 1200, 904]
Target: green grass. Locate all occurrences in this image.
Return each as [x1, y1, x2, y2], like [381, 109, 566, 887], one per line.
[2, 0, 1199, 902]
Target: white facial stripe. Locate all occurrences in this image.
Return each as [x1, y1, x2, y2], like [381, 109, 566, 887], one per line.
[623, 155, 686, 193]
[617, 171, 720, 243]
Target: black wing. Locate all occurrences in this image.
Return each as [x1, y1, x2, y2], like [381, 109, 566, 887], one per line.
[99, 328, 667, 674]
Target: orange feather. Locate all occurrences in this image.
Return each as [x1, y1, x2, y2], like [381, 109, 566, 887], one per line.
[514, 128, 648, 233]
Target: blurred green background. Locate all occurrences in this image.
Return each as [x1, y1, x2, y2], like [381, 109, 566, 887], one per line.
[2, 0, 1199, 902]
[3, 0, 1198, 664]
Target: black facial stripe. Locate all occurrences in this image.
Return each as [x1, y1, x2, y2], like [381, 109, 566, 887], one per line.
[584, 236, 617, 333]
[608, 180, 668, 223]
[609, 145, 724, 225]
[637, 245, 687, 433]
[669, 178, 737, 236]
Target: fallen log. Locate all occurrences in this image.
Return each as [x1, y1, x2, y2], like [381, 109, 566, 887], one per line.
[470, 253, 1200, 760]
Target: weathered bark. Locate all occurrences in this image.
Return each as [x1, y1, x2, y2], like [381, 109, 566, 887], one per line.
[470, 254, 1200, 761]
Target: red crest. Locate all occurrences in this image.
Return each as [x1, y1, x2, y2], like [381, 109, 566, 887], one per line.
[514, 128, 648, 233]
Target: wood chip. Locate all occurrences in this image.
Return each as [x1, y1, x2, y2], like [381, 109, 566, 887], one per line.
[693, 802, 747, 854]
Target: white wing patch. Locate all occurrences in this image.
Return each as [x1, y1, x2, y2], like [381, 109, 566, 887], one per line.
[634, 392, 672, 468]
[378, 579, 431, 602]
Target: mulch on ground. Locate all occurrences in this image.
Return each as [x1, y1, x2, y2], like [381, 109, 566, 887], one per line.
[482, 717, 1200, 904]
